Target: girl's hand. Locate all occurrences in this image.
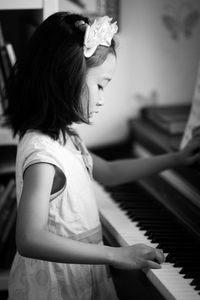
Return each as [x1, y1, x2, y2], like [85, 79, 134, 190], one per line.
[110, 244, 165, 270]
[177, 135, 200, 166]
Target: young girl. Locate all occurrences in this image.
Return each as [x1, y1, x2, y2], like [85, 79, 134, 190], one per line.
[4, 11, 200, 300]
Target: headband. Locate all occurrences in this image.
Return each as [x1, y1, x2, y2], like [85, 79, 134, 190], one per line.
[75, 16, 118, 58]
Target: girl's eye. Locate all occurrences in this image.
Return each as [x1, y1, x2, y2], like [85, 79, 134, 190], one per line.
[98, 85, 103, 91]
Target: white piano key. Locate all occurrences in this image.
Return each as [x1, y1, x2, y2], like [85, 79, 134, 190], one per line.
[148, 264, 200, 299]
[147, 271, 199, 300]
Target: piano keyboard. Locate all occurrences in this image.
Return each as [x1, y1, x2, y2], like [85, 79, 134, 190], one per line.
[93, 181, 200, 300]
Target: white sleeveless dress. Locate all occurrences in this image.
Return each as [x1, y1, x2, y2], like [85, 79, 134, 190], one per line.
[8, 130, 118, 300]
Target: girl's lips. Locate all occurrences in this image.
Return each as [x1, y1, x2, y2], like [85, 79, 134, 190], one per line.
[89, 111, 99, 116]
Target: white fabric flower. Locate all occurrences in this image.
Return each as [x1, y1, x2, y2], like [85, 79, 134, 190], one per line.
[83, 16, 118, 58]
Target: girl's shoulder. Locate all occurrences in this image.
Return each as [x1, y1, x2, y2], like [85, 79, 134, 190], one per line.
[18, 130, 55, 152]
[16, 130, 68, 173]
[17, 130, 78, 158]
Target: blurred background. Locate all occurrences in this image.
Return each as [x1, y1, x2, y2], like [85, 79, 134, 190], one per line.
[1, 0, 200, 147]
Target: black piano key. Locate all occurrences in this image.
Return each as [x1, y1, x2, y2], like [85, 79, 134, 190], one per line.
[174, 261, 200, 268]
[130, 209, 164, 217]
[136, 219, 177, 224]
[146, 231, 191, 238]
[191, 279, 200, 287]
[138, 222, 179, 230]
[167, 252, 200, 260]
[127, 214, 171, 221]
[167, 257, 200, 265]
[119, 202, 158, 209]
[159, 244, 199, 252]
[119, 202, 152, 207]
[127, 210, 174, 218]
[167, 256, 200, 264]
[105, 181, 200, 292]
[151, 236, 195, 244]
[184, 271, 200, 279]
[180, 267, 200, 274]
[145, 233, 189, 240]
[144, 228, 186, 234]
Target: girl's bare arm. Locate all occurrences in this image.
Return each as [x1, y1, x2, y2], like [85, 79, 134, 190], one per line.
[16, 163, 164, 270]
[91, 136, 200, 186]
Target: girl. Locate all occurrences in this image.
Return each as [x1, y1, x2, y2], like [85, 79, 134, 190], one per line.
[4, 11, 200, 300]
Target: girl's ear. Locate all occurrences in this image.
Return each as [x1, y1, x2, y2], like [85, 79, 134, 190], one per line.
[75, 20, 88, 32]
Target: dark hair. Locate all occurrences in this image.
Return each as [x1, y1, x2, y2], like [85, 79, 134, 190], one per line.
[4, 12, 116, 141]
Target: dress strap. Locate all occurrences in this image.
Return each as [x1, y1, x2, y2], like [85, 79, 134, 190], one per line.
[71, 134, 93, 179]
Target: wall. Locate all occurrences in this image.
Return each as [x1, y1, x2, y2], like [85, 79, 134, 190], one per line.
[75, 0, 200, 147]
[2, 1, 200, 148]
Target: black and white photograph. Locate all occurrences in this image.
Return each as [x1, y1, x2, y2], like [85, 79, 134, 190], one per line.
[0, 1, 200, 299]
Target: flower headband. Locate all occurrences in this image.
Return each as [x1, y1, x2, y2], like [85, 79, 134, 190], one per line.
[75, 16, 118, 58]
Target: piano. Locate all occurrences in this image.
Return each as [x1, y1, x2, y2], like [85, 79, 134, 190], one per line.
[93, 118, 200, 300]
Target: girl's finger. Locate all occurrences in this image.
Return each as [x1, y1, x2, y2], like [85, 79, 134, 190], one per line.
[155, 249, 165, 264]
[143, 248, 165, 268]
[145, 260, 162, 269]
